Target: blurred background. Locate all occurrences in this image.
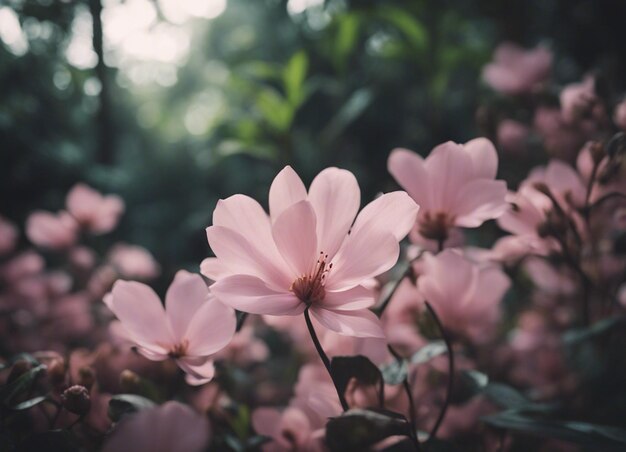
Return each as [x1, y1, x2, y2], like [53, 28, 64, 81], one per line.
[2, 0, 626, 288]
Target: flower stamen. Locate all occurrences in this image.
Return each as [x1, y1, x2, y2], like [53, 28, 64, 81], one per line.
[291, 251, 332, 305]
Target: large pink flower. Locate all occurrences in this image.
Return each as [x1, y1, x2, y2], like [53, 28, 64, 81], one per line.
[66, 183, 125, 234]
[203, 166, 419, 339]
[106, 270, 236, 385]
[482, 42, 552, 95]
[388, 139, 507, 242]
[416, 250, 510, 341]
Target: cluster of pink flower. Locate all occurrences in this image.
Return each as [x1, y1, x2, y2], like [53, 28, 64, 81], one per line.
[2, 43, 626, 452]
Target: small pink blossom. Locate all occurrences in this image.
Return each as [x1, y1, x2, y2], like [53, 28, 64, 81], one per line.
[560, 76, 598, 124]
[497, 119, 531, 155]
[0, 216, 18, 255]
[103, 401, 210, 452]
[0, 250, 44, 282]
[107, 270, 236, 385]
[482, 42, 552, 95]
[416, 250, 510, 341]
[388, 139, 507, 242]
[66, 183, 125, 234]
[108, 243, 160, 280]
[26, 210, 78, 249]
[533, 106, 596, 161]
[204, 166, 419, 339]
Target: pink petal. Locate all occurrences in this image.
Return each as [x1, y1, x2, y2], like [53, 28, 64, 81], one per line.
[177, 357, 216, 385]
[269, 166, 307, 221]
[210, 274, 305, 316]
[387, 148, 431, 210]
[165, 270, 210, 340]
[185, 296, 236, 356]
[453, 179, 508, 227]
[110, 280, 173, 353]
[326, 229, 399, 291]
[307, 167, 360, 259]
[463, 138, 499, 179]
[320, 285, 375, 311]
[310, 307, 385, 338]
[206, 226, 291, 289]
[199, 257, 231, 281]
[350, 191, 419, 241]
[272, 200, 318, 277]
[424, 142, 474, 210]
[477, 266, 511, 306]
[252, 407, 282, 438]
[418, 250, 478, 308]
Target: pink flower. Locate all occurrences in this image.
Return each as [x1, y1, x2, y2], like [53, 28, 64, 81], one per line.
[0, 216, 18, 255]
[533, 106, 595, 162]
[560, 76, 598, 124]
[107, 270, 236, 385]
[204, 166, 419, 339]
[103, 401, 210, 452]
[525, 160, 586, 208]
[614, 98, 626, 131]
[108, 243, 160, 280]
[416, 250, 510, 341]
[482, 42, 552, 95]
[26, 210, 78, 249]
[66, 183, 125, 234]
[388, 139, 507, 242]
[497, 119, 530, 155]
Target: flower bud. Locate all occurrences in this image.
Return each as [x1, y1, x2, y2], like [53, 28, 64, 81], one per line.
[119, 369, 141, 393]
[47, 358, 67, 389]
[61, 385, 91, 415]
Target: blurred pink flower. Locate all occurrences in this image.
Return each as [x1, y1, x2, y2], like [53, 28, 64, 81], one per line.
[108, 243, 160, 280]
[0, 216, 18, 255]
[497, 119, 531, 155]
[102, 401, 210, 452]
[107, 270, 236, 385]
[526, 159, 586, 208]
[0, 250, 44, 282]
[214, 323, 269, 365]
[614, 98, 626, 131]
[533, 106, 595, 161]
[560, 76, 598, 124]
[26, 210, 78, 249]
[388, 139, 507, 242]
[482, 42, 552, 95]
[205, 166, 418, 339]
[416, 250, 510, 341]
[66, 183, 125, 234]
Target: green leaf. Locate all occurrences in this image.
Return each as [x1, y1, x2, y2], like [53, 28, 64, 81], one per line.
[380, 359, 408, 385]
[376, 7, 428, 52]
[0, 364, 47, 406]
[256, 88, 293, 132]
[108, 394, 156, 422]
[481, 411, 626, 448]
[333, 13, 360, 68]
[283, 51, 309, 107]
[562, 316, 624, 345]
[10, 396, 47, 411]
[322, 89, 373, 142]
[410, 340, 447, 365]
[326, 409, 412, 451]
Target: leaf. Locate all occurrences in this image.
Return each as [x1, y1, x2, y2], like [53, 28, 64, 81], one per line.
[330, 355, 383, 406]
[380, 358, 408, 385]
[326, 409, 412, 451]
[0, 364, 47, 405]
[18, 430, 79, 452]
[376, 7, 428, 52]
[108, 394, 156, 422]
[256, 88, 293, 132]
[562, 316, 624, 345]
[333, 13, 360, 68]
[10, 396, 47, 411]
[322, 89, 373, 142]
[410, 340, 447, 365]
[481, 411, 626, 448]
[283, 51, 309, 107]
[451, 370, 489, 404]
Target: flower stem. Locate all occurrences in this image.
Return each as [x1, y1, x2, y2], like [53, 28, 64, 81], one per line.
[424, 301, 454, 442]
[303, 307, 349, 411]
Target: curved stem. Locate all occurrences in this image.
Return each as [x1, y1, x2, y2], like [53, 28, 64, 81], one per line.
[303, 308, 349, 411]
[388, 345, 421, 452]
[424, 301, 454, 442]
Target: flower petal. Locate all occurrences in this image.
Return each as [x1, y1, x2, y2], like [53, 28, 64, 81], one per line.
[165, 270, 210, 340]
[424, 141, 474, 210]
[350, 191, 419, 241]
[177, 357, 215, 385]
[308, 167, 360, 259]
[206, 226, 291, 289]
[110, 280, 173, 352]
[199, 257, 231, 281]
[272, 200, 318, 277]
[463, 138, 499, 179]
[269, 166, 307, 221]
[453, 179, 508, 227]
[321, 285, 375, 311]
[185, 296, 236, 356]
[210, 274, 305, 316]
[388, 148, 431, 210]
[327, 229, 399, 291]
[310, 307, 385, 338]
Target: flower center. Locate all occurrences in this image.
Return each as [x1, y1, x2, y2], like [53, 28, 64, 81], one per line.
[419, 211, 455, 241]
[291, 252, 332, 305]
[168, 339, 189, 359]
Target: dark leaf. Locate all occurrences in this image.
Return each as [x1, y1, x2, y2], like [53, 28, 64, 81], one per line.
[481, 383, 555, 413]
[330, 355, 383, 406]
[562, 316, 624, 345]
[410, 341, 447, 365]
[108, 394, 156, 422]
[10, 396, 47, 411]
[326, 409, 412, 451]
[0, 364, 46, 405]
